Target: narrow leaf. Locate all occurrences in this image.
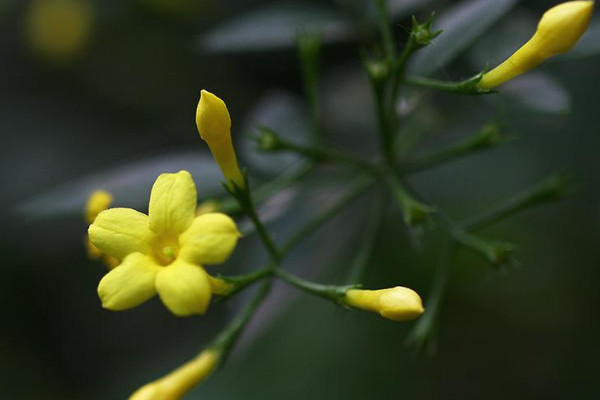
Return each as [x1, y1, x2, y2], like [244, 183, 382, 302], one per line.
[198, 3, 352, 53]
[15, 152, 223, 221]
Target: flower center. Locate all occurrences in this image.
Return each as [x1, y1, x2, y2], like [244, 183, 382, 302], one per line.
[152, 235, 180, 266]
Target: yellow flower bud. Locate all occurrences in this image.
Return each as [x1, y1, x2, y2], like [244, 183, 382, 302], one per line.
[196, 90, 245, 188]
[206, 274, 232, 295]
[129, 349, 221, 400]
[479, 1, 594, 89]
[344, 286, 424, 322]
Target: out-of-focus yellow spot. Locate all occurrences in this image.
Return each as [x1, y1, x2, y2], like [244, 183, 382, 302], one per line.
[196, 199, 220, 216]
[479, 1, 594, 89]
[135, 0, 205, 17]
[25, 0, 93, 63]
[129, 349, 221, 400]
[344, 286, 425, 322]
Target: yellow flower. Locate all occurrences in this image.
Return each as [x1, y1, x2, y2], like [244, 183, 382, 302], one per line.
[479, 1, 594, 89]
[24, 0, 93, 62]
[85, 190, 119, 269]
[129, 348, 221, 400]
[196, 90, 245, 188]
[344, 286, 424, 322]
[88, 171, 239, 316]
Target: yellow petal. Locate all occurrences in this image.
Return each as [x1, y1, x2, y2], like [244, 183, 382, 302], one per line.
[196, 90, 231, 143]
[155, 261, 212, 316]
[85, 237, 103, 260]
[101, 254, 120, 270]
[378, 287, 424, 322]
[88, 208, 155, 260]
[85, 190, 113, 224]
[148, 171, 197, 236]
[344, 286, 424, 322]
[535, 1, 594, 55]
[98, 253, 160, 311]
[178, 213, 240, 266]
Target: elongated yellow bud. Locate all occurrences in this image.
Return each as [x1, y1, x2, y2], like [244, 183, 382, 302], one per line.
[196, 90, 245, 188]
[344, 286, 424, 322]
[129, 349, 221, 400]
[479, 1, 594, 89]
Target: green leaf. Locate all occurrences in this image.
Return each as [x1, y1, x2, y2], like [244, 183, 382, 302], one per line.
[409, 0, 520, 76]
[388, 0, 435, 19]
[15, 152, 224, 221]
[343, 0, 433, 25]
[198, 2, 352, 53]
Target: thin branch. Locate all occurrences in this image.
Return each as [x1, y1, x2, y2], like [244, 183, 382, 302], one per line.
[346, 192, 387, 284]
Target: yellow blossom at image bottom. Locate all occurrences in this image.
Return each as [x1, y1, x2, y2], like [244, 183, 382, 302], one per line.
[88, 171, 240, 316]
[129, 349, 221, 400]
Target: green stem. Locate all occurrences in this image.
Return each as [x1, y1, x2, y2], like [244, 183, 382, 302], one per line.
[404, 74, 495, 95]
[280, 174, 374, 254]
[346, 192, 387, 284]
[275, 269, 354, 304]
[219, 174, 373, 299]
[434, 210, 516, 265]
[297, 33, 322, 147]
[382, 170, 434, 225]
[374, 0, 396, 62]
[463, 174, 570, 232]
[229, 177, 283, 264]
[253, 164, 314, 202]
[389, 35, 417, 115]
[405, 242, 455, 353]
[362, 53, 394, 164]
[372, 79, 394, 164]
[398, 124, 510, 174]
[211, 281, 271, 360]
[245, 201, 282, 263]
[218, 266, 274, 300]
[399, 181, 515, 265]
[265, 135, 377, 172]
[220, 164, 314, 214]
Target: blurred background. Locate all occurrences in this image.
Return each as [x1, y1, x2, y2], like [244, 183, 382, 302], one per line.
[1, 0, 599, 398]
